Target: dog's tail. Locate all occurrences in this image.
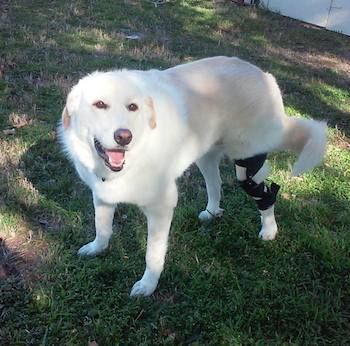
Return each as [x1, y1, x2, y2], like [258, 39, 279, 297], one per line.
[280, 116, 327, 176]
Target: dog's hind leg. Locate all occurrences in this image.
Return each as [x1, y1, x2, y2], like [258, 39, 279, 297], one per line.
[196, 148, 224, 222]
[235, 154, 280, 240]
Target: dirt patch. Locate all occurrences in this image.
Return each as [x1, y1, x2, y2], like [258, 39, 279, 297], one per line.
[331, 128, 350, 150]
[0, 235, 46, 281]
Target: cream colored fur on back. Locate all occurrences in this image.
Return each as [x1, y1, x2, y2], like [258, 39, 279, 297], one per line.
[164, 57, 327, 175]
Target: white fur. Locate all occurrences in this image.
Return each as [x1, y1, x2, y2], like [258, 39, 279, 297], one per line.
[59, 56, 327, 296]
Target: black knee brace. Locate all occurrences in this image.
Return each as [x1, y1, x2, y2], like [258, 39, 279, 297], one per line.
[235, 153, 280, 211]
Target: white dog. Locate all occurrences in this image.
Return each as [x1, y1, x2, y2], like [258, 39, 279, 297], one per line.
[59, 57, 327, 296]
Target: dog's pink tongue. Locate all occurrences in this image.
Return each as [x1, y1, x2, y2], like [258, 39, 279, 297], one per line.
[106, 150, 124, 166]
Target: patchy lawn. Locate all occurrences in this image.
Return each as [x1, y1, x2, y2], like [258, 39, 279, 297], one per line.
[0, 0, 349, 345]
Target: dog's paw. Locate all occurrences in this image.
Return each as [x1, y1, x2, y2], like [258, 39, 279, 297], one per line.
[77, 240, 107, 256]
[130, 279, 157, 297]
[198, 208, 224, 222]
[258, 223, 278, 241]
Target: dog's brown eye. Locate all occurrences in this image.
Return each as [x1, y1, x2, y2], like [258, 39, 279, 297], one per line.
[93, 100, 108, 109]
[127, 103, 138, 112]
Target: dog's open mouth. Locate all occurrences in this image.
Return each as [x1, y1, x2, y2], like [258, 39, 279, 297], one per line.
[94, 138, 125, 172]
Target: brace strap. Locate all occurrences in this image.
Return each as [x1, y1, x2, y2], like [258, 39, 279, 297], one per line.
[239, 179, 280, 210]
[235, 153, 280, 211]
[235, 153, 267, 179]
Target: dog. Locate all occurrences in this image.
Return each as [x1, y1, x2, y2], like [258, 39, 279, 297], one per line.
[59, 56, 327, 296]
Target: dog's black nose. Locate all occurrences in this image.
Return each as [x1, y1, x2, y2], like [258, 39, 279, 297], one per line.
[114, 128, 132, 146]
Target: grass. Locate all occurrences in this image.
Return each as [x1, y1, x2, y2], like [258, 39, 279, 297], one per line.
[1, 0, 350, 345]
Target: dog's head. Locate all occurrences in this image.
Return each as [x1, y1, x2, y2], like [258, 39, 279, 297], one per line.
[61, 71, 157, 173]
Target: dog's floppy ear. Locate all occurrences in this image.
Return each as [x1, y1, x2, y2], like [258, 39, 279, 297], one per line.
[61, 85, 81, 129]
[62, 106, 70, 129]
[145, 96, 157, 130]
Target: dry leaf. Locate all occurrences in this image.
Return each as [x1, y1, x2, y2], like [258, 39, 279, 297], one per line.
[88, 341, 98, 346]
[8, 112, 33, 128]
[2, 128, 16, 135]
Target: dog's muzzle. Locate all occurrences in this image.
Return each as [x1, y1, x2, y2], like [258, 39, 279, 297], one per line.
[94, 138, 126, 172]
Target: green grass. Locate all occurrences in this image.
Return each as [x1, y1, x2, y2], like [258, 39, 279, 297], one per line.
[1, 1, 350, 345]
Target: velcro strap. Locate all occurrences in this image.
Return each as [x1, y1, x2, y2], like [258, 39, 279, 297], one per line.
[257, 182, 280, 210]
[239, 179, 265, 197]
[235, 153, 267, 178]
[239, 179, 280, 210]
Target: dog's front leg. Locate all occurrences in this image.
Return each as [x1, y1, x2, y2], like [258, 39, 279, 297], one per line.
[78, 194, 115, 256]
[130, 205, 174, 297]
